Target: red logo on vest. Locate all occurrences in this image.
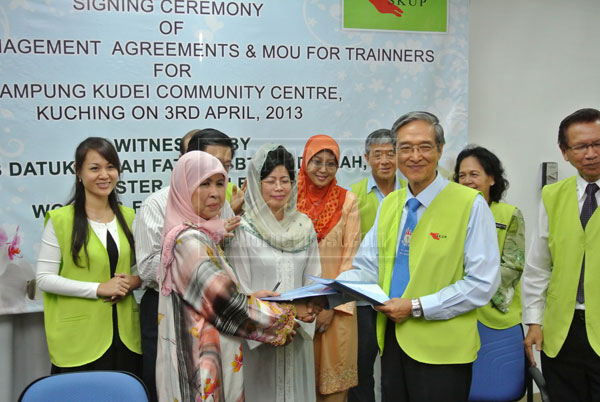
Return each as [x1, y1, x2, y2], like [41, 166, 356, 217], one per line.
[430, 232, 447, 240]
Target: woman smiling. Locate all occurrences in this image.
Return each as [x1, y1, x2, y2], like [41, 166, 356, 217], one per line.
[454, 145, 524, 323]
[155, 151, 298, 402]
[226, 143, 322, 402]
[297, 135, 361, 402]
[36, 137, 141, 374]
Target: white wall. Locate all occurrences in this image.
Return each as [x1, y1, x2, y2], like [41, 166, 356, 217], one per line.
[0, 316, 14, 402]
[469, 0, 599, 375]
[0, 313, 49, 402]
[1, 1, 599, 400]
[469, 0, 600, 232]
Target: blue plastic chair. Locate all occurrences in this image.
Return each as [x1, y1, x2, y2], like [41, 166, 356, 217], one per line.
[18, 371, 149, 402]
[469, 322, 549, 402]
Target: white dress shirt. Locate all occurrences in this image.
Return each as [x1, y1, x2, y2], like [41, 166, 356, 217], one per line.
[350, 173, 403, 307]
[522, 175, 600, 324]
[366, 173, 403, 202]
[337, 173, 501, 320]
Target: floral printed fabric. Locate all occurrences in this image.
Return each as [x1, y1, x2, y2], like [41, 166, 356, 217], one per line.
[491, 207, 525, 313]
[156, 226, 296, 402]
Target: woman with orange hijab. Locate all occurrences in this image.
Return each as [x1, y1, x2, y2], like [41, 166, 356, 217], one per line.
[298, 135, 361, 402]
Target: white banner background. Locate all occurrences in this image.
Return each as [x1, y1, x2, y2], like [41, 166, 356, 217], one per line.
[0, 0, 468, 314]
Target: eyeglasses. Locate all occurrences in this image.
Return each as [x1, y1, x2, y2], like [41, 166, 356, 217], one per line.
[309, 159, 338, 170]
[219, 160, 232, 171]
[397, 143, 437, 155]
[261, 178, 292, 187]
[370, 151, 396, 160]
[566, 141, 600, 155]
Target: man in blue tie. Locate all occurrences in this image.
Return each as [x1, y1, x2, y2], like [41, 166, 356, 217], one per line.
[338, 111, 500, 401]
[523, 108, 600, 402]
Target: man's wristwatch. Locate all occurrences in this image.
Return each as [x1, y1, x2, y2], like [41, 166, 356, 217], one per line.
[411, 298, 423, 318]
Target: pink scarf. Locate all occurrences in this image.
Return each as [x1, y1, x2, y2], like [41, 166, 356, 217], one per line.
[160, 151, 228, 296]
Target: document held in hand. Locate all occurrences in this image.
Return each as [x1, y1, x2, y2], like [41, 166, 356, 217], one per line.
[305, 274, 390, 306]
[262, 275, 389, 306]
[261, 283, 338, 302]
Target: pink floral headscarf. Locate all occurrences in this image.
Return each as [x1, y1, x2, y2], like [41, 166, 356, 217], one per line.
[160, 151, 228, 295]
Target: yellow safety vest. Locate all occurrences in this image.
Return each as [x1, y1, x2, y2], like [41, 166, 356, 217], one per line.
[376, 183, 480, 364]
[477, 202, 522, 329]
[43, 205, 141, 367]
[542, 176, 600, 357]
[350, 176, 405, 239]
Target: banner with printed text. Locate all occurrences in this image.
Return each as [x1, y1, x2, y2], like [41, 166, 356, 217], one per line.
[0, 0, 467, 314]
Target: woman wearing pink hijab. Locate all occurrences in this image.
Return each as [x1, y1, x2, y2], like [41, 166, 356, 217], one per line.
[155, 151, 298, 402]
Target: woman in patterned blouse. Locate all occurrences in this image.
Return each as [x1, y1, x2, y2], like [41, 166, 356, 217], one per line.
[155, 151, 301, 402]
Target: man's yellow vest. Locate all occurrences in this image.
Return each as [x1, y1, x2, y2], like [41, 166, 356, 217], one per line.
[44, 205, 141, 367]
[477, 202, 522, 329]
[542, 176, 600, 357]
[376, 182, 480, 364]
[350, 176, 406, 239]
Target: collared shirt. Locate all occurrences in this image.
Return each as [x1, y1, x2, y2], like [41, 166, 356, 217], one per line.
[133, 186, 234, 292]
[522, 175, 600, 324]
[337, 172, 500, 320]
[36, 217, 128, 299]
[366, 173, 403, 202]
[349, 173, 403, 307]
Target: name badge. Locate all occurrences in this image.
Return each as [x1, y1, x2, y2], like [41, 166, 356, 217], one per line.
[495, 222, 507, 230]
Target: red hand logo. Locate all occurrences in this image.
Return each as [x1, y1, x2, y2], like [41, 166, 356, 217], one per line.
[369, 0, 403, 17]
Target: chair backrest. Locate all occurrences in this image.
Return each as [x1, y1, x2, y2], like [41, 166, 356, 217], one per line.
[18, 371, 149, 402]
[468, 322, 526, 402]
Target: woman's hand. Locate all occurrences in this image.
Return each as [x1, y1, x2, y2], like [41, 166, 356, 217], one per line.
[114, 273, 141, 292]
[307, 296, 327, 315]
[97, 275, 129, 298]
[223, 216, 242, 238]
[251, 289, 280, 299]
[315, 309, 335, 333]
[294, 302, 318, 323]
[104, 295, 124, 305]
[100, 274, 141, 304]
[282, 323, 298, 346]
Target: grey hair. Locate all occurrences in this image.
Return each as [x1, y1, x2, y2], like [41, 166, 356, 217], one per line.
[391, 111, 445, 147]
[365, 129, 396, 154]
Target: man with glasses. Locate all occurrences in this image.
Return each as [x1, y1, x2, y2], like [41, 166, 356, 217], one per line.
[133, 128, 240, 402]
[523, 108, 600, 401]
[348, 129, 405, 402]
[338, 111, 500, 401]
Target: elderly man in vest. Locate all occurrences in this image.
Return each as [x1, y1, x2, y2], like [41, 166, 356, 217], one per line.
[523, 108, 600, 401]
[338, 111, 500, 401]
[348, 128, 405, 402]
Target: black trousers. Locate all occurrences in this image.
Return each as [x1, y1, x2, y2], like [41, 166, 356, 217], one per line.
[381, 320, 472, 402]
[542, 310, 600, 402]
[348, 305, 379, 402]
[140, 288, 159, 402]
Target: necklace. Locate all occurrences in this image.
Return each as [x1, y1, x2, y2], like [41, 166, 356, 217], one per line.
[86, 206, 114, 223]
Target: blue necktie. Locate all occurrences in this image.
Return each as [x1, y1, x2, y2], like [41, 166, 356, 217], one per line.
[576, 183, 599, 303]
[390, 198, 421, 298]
